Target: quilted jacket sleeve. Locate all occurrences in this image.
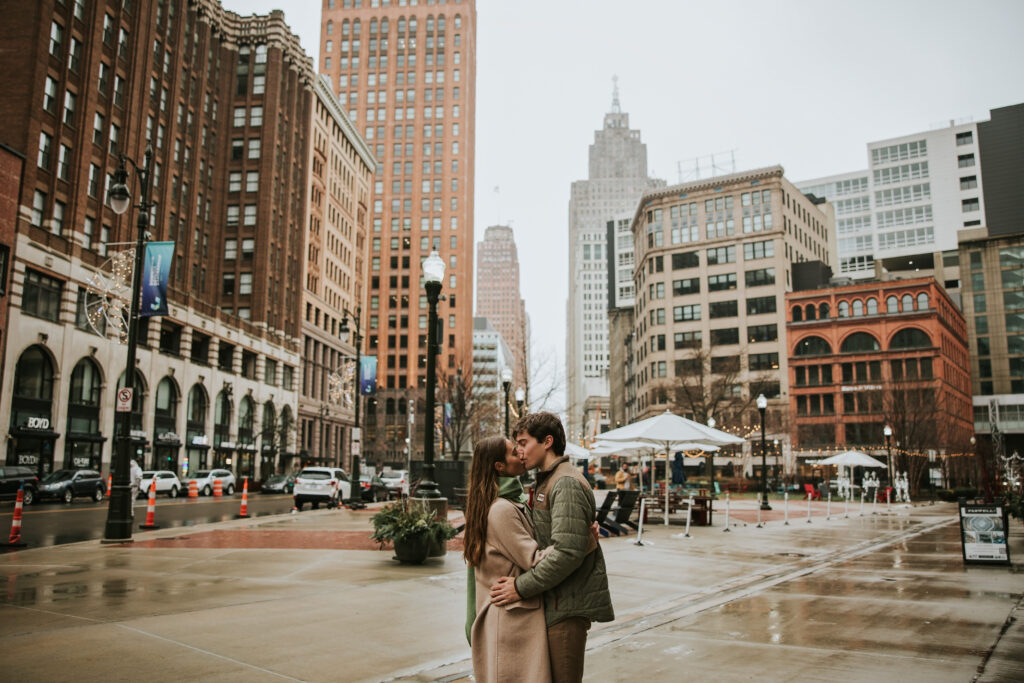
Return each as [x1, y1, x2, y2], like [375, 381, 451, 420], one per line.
[514, 478, 592, 600]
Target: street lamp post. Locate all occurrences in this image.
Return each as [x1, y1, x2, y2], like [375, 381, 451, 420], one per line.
[340, 307, 363, 508]
[102, 148, 154, 543]
[707, 416, 717, 494]
[414, 251, 444, 499]
[883, 425, 893, 489]
[757, 394, 771, 511]
[501, 368, 512, 437]
[515, 388, 526, 420]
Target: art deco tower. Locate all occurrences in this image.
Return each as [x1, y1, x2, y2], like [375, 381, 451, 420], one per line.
[476, 225, 527, 392]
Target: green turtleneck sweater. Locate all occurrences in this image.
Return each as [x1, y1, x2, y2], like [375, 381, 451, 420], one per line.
[465, 476, 529, 645]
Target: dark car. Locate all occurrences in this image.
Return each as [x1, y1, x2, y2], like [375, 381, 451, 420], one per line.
[261, 473, 296, 494]
[358, 473, 390, 502]
[37, 469, 105, 503]
[0, 465, 40, 505]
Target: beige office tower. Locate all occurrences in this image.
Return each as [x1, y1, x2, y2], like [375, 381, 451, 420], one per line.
[476, 225, 527, 394]
[319, 0, 477, 466]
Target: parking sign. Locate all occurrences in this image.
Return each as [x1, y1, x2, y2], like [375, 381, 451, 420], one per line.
[116, 387, 133, 412]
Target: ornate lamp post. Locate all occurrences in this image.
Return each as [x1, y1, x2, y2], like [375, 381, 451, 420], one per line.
[757, 394, 771, 511]
[340, 306, 363, 508]
[102, 149, 154, 543]
[515, 388, 526, 418]
[414, 251, 444, 499]
[501, 368, 512, 437]
[707, 417, 717, 493]
[883, 425, 893, 488]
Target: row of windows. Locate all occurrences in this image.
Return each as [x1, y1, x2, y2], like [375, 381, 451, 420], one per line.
[794, 328, 932, 356]
[792, 292, 929, 322]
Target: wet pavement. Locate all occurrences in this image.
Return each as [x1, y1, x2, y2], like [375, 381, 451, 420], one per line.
[1, 498, 1021, 682]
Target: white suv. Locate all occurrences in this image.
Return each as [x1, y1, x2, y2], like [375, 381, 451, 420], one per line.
[380, 469, 410, 498]
[138, 470, 183, 498]
[181, 469, 236, 496]
[293, 467, 352, 510]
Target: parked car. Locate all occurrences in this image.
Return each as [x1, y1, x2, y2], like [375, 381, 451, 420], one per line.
[293, 467, 351, 510]
[0, 465, 39, 505]
[37, 469, 105, 503]
[379, 469, 410, 498]
[358, 473, 390, 502]
[138, 471, 183, 498]
[180, 469, 236, 496]
[261, 473, 296, 494]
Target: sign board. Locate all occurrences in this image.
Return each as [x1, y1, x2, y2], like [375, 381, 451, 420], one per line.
[958, 500, 1011, 565]
[116, 387, 133, 412]
[26, 417, 50, 430]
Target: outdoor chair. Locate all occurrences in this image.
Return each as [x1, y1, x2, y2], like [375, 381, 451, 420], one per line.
[601, 489, 640, 535]
[803, 483, 821, 500]
[595, 491, 618, 537]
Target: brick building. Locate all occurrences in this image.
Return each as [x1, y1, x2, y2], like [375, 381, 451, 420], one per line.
[319, 0, 477, 467]
[475, 224, 527, 392]
[786, 277, 973, 481]
[0, 1, 365, 479]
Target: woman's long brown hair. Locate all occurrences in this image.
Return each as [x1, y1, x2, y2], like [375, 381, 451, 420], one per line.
[463, 436, 510, 568]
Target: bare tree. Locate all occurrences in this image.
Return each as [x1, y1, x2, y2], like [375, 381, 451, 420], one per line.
[438, 365, 494, 461]
[669, 345, 775, 427]
[524, 335, 565, 415]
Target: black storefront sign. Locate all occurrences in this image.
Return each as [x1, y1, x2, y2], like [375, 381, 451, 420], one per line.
[958, 499, 1011, 565]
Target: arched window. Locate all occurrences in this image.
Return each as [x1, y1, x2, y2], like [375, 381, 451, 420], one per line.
[819, 302, 830, 319]
[866, 298, 878, 315]
[342, 20, 350, 35]
[890, 328, 932, 349]
[155, 377, 178, 421]
[838, 301, 850, 318]
[12, 346, 57, 475]
[805, 304, 817, 321]
[238, 396, 254, 445]
[13, 345, 54, 403]
[369, 19, 377, 34]
[187, 385, 207, 426]
[795, 336, 832, 356]
[852, 300, 864, 316]
[278, 405, 294, 453]
[840, 332, 881, 353]
[214, 390, 232, 448]
[380, 18, 389, 34]
[185, 385, 209, 475]
[917, 292, 929, 310]
[887, 296, 899, 313]
[326, 20, 333, 35]
[261, 402, 277, 449]
[792, 305, 803, 322]
[66, 357, 103, 470]
[117, 369, 147, 432]
[902, 294, 914, 311]
[68, 358, 101, 409]
[352, 19, 361, 35]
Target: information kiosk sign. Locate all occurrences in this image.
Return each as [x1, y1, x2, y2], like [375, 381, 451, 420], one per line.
[958, 499, 1011, 565]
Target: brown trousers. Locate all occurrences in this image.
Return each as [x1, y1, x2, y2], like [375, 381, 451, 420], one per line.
[547, 616, 591, 683]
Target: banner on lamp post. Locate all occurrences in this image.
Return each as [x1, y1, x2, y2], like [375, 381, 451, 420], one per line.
[140, 241, 175, 317]
[360, 356, 377, 395]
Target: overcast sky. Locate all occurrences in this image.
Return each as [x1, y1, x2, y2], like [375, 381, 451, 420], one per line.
[224, 0, 1024, 411]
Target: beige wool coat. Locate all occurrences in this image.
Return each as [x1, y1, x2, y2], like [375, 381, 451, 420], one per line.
[471, 497, 551, 683]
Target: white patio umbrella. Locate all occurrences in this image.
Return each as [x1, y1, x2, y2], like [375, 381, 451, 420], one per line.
[588, 440, 720, 494]
[564, 442, 595, 460]
[816, 451, 887, 468]
[597, 410, 744, 524]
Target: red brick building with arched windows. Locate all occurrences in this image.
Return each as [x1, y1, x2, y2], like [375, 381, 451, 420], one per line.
[785, 277, 973, 478]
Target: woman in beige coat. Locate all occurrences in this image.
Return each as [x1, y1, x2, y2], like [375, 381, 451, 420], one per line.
[464, 436, 551, 683]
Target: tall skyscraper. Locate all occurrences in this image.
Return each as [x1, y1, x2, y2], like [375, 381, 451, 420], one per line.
[475, 224, 526, 392]
[566, 82, 663, 440]
[319, 1, 477, 466]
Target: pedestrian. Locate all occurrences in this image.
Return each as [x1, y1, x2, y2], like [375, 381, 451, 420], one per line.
[491, 412, 614, 683]
[464, 436, 551, 682]
[129, 458, 143, 517]
[614, 463, 632, 491]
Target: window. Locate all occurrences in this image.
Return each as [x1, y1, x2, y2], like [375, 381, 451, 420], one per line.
[63, 90, 76, 126]
[233, 107, 246, 127]
[958, 154, 975, 168]
[229, 172, 242, 192]
[706, 246, 735, 265]
[239, 273, 252, 295]
[962, 198, 980, 212]
[748, 324, 778, 343]
[674, 331, 701, 349]
[745, 268, 775, 287]
[749, 352, 779, 371]
[795, 336, 831, 356]
[744, 240, 774, 260]
[23, 269, 63, 321]
[711, 328, 739, 345]
[224, 239, 237, 260]
[222, 273, 235, 295]
[247, 139, 260, 158]
[747, 296, 777, 315]
[673, 304, 701, 322]
[708, 273, 736, 291]
[43, 77, 58, 113]
[956, 131, 973, 146]
[38, 132, 53, 170]
[246, 171, 259, 192]
[889, 328, 931, 349]
[31, 190, 46, 227]
[672, 278, 699, 296]
[709, 300, 738, 318]
[672, 251, 699, 269]
[960, 175, 977, 190]
[250, 106, 263, 127]
[50, 21, 64, 58]
[840, 332, 880, 353]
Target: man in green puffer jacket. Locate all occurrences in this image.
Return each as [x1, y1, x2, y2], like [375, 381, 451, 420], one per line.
[490, 412, 614, 683]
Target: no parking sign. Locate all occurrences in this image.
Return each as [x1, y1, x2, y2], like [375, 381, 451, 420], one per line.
[116, 387, 133, 412]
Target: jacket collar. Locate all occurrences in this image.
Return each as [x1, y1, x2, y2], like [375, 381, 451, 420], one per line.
[535, 455, 570, 484]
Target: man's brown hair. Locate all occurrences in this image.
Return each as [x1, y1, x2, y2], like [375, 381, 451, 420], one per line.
[513, 412, 566, 456]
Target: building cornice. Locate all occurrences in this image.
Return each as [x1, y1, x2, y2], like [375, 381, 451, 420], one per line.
[313, 75, 377, 171]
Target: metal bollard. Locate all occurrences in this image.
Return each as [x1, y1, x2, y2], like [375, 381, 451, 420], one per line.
[826, 491, 832, 521]
[860, 490, 866, 516]
[684, 495, 693, 538]
[806, 492, 813, 523]
[635, 498, 647, 546]
[886, 487, 891, 512]
[723, 492, 731, 532]
[844, 491, 850, 518]
[784, 491, 789, 525]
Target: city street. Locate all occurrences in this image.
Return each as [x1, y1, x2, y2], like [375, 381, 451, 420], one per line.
[0, 499, 1021, 682]
[1, 493, 295, 549]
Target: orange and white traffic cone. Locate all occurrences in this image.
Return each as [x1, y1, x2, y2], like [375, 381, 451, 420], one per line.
[6, 486, 27, 548]
[188, 480, 199, 498]
[139, 478, 160, 530]
[213, 478, 223, 498]
[107, 474, 112, 496]
[235, 477, 250, 519]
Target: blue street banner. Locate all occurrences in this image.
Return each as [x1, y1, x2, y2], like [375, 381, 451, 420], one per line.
[140, 241, 175, 317]
[444, 402, 452, 427]
[360, 356, 377, 395]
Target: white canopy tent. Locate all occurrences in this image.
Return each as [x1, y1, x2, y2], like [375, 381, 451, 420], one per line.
[597, 410, 744, 524]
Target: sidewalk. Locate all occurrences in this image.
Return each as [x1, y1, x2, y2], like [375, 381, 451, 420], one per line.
[1, 499, 1021, 682]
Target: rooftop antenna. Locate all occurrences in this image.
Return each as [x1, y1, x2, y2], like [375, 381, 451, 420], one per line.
[494, 185, 501, 225]
[611, 75, 621, 113]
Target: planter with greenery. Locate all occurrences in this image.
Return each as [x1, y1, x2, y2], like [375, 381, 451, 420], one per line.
[370, 501, 457, 564]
